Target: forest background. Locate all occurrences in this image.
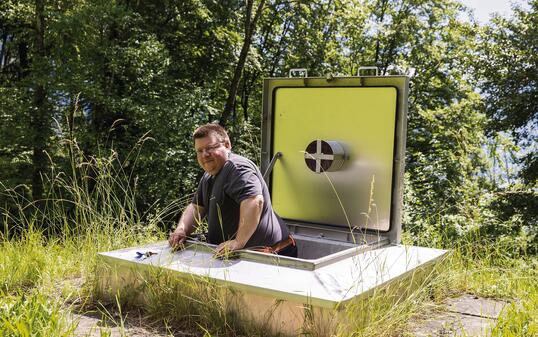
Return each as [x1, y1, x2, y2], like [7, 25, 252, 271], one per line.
[0, 0, 536, 334]
[1, 0, 535, 250]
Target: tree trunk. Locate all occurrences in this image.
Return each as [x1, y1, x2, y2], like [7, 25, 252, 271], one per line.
[374, 0, 389, 66]
[380, 1, 409, 74]
[0, 33, 8, 69]
[220, 0, 266, 127]
[31, 0, 49, 202]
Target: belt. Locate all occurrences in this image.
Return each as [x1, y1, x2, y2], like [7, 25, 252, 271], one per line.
[254, 235, 296, 255]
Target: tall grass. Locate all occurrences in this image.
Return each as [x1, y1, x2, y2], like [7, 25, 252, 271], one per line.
[0, 135, 170, 335]
[1, 136, 537, 336]
[0, 289, 77, 337]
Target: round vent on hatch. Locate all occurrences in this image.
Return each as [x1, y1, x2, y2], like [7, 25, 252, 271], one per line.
[304, 140, 346, 173]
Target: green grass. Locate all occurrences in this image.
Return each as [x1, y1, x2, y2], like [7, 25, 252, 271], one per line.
[0, 289, 77, 337]
[492, 290, 538, 336]
[1, 143, 537, 336]
[3, 221, 535, 337]
[451, 240, 538, 337]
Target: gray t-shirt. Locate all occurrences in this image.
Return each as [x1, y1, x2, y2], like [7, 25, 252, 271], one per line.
[192, 153, 289, 248]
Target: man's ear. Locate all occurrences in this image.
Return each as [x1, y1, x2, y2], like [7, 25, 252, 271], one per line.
[224, 140, 232, 149]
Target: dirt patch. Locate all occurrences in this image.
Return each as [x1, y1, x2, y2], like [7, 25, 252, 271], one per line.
[61, 276, 197, 336]
[71, 309, 197, 337]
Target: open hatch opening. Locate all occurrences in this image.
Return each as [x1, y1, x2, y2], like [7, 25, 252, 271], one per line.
[183, 221, 390, 271]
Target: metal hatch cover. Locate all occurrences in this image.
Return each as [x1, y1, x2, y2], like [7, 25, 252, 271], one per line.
[263, 78, 407, 237]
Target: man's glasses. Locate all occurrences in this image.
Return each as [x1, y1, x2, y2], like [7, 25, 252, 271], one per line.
[196, 142, 223, 155]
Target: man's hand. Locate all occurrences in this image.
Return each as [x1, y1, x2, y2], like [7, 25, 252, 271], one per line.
[169, 228, 187, 250]
[169, 203, 205, 251]
[214, 239, 244, 258]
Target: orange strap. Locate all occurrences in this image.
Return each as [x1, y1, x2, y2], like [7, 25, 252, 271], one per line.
[255, 235, 296, 254]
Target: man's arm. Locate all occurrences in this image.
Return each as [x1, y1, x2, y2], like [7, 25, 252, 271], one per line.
[215, 195, 263, 254]
[169, 203, 205, 248]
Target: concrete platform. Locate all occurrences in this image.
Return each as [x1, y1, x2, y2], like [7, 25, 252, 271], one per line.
[97, 241, 447, 336]
[408, 294, 508, 336]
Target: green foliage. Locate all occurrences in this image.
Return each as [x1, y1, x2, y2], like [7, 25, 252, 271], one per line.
[460, 1, 538, 258]
[0, 137, 169, 335]
[492, 289, 538, 337]
[0, 7, 536, 331]
[476, 0, 537, 135]
[483, 189, 538, 255]
[475, 0, 538, 185]
[0, 0, 243, 218]
[0, 290, 77, 337]
[404, 94, 489, 246]
[1, 227, 51, 292]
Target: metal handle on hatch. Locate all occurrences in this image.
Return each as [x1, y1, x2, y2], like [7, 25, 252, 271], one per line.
[357, 66, 379, 76]
[263, 152, 282, 180]
[289, 68, 308, 78]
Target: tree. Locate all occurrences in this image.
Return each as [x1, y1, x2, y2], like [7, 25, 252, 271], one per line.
[472, 0, 538, 252]
[1, 0, 245, 216]
[339, 0, 490, 245]
[1, 1, 48, 202]
[476, 0, 538, 185]
[220, 0, 266, 127]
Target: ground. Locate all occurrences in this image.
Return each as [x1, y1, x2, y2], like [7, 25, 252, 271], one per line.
[72, 294, 507, 336]
[72, 309, 192, 337]
[408, 294, 507, 337]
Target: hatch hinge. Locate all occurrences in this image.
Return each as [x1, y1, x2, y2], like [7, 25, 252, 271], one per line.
[289, 68, 308, 78]
[357, 66, 379, 76]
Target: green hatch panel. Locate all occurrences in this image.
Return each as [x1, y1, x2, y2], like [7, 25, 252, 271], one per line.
[271, 87, 397, 231]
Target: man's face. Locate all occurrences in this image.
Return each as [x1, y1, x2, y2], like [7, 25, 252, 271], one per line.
[194, 134, 231, 176]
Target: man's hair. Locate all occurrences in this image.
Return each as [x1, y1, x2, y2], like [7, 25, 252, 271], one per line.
[193, 123, 230, 145]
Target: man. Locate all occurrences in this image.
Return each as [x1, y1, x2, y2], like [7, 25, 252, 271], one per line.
[168, 123, 296, 257]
